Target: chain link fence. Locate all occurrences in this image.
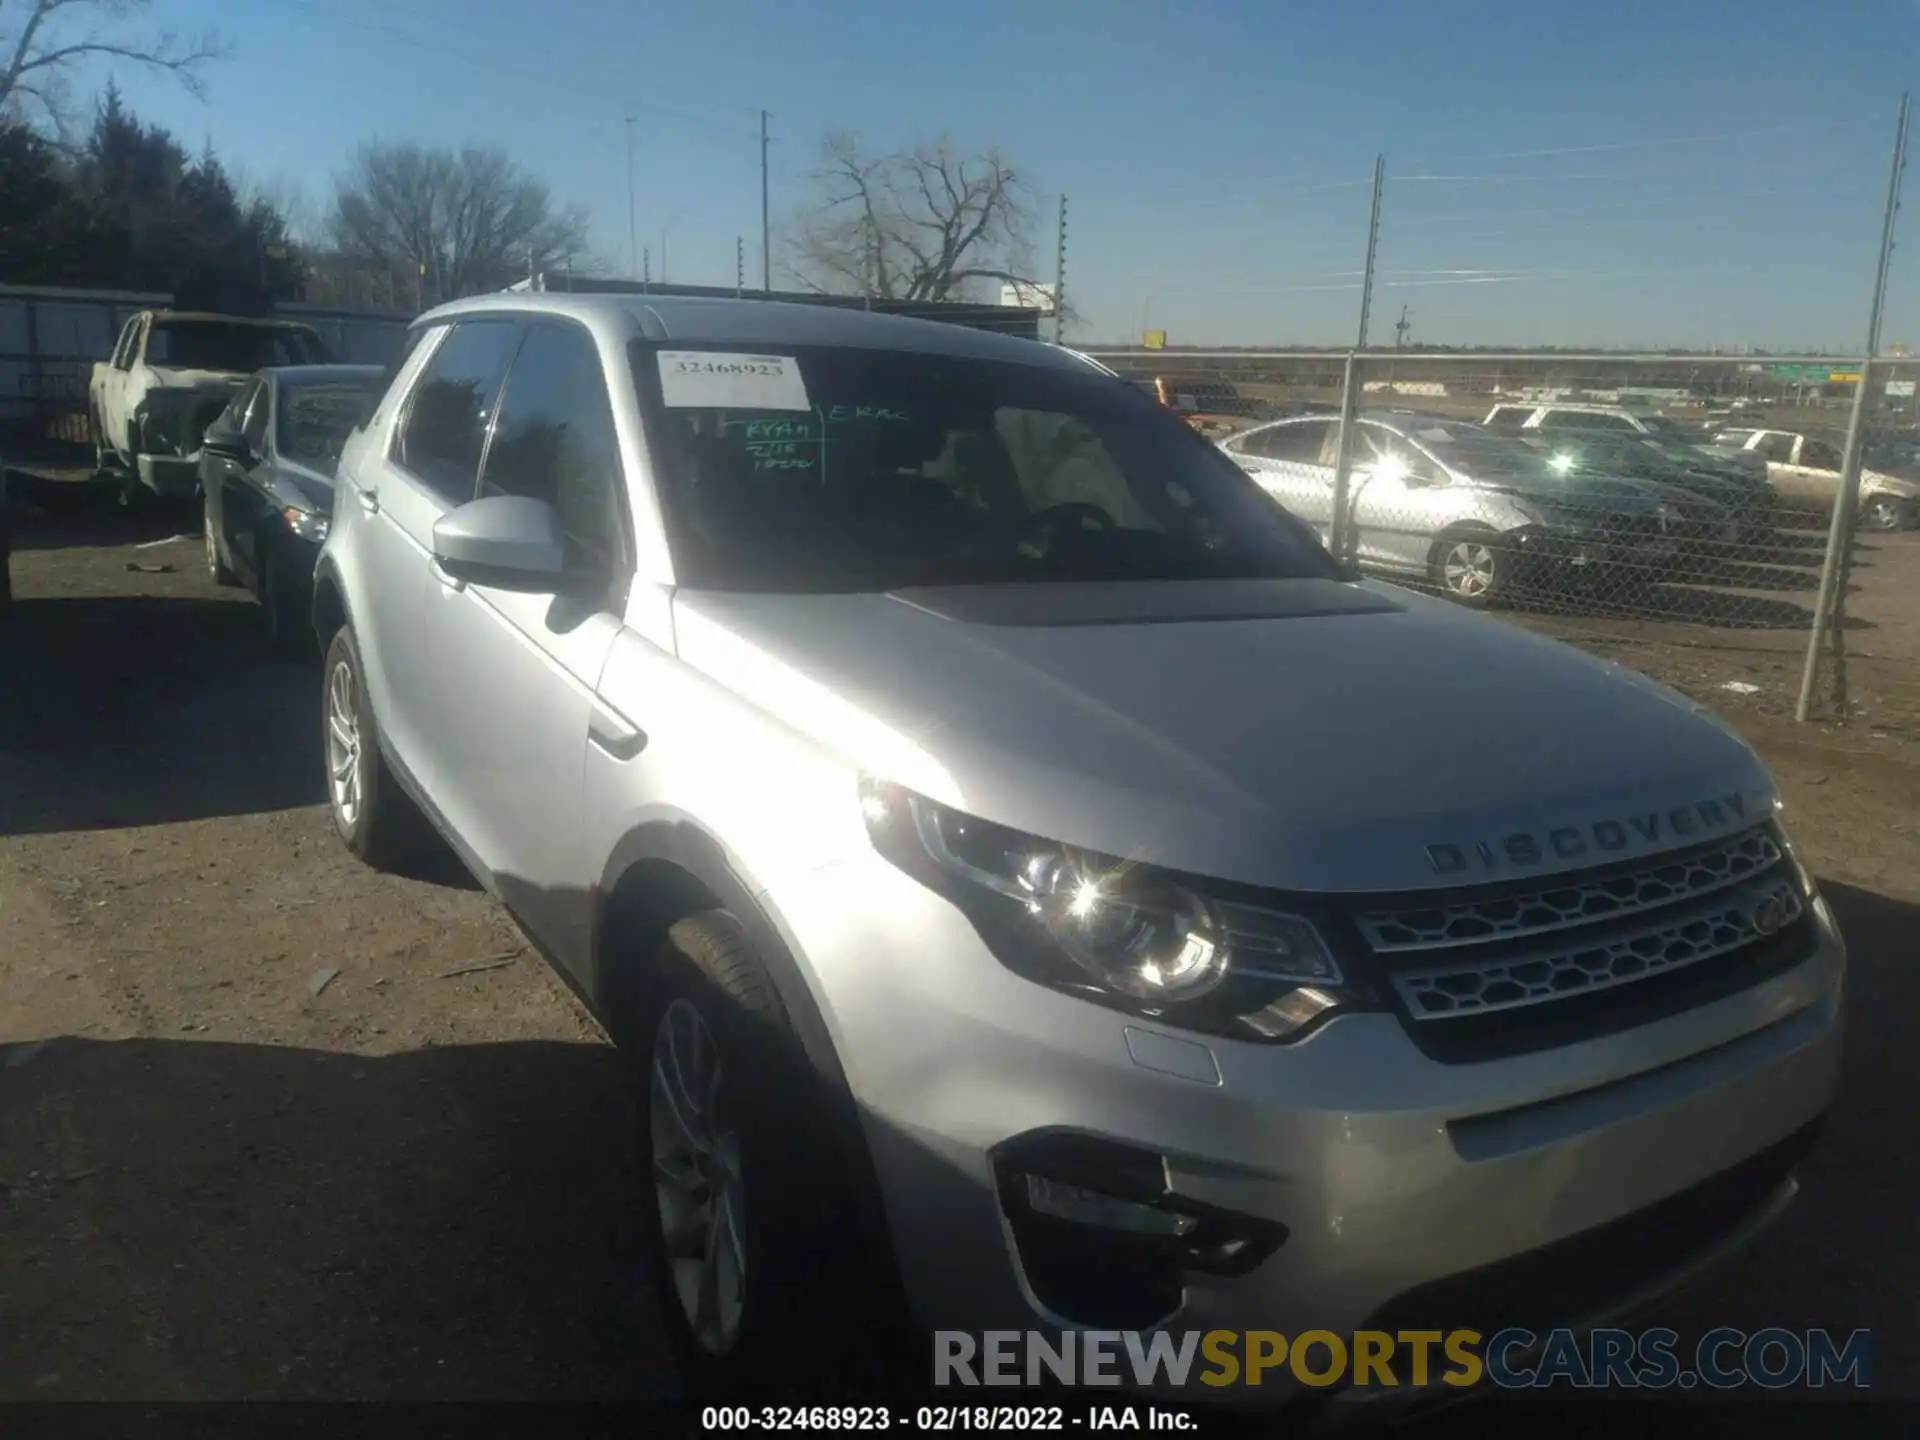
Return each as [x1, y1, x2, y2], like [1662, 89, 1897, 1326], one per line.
[1090, 350, 1920, 736]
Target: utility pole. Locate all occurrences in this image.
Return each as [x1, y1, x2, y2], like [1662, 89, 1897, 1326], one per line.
[760, 109, 772, 292]
[1052, 193, 1068, 346]
[1394, 305, 1412, 348]
[625, 114, 638, 281]
[642, 248, 651, 293]
[736, 236, 745, 297]
[1797, 91, 1911, 724]
[1327, 154, 1387, 568]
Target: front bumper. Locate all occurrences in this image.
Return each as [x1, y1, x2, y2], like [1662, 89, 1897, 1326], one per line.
[135, 454, 203, 498]
[765, 855, 1845, 1412]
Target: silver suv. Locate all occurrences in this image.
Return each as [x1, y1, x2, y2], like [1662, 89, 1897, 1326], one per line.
[314, 294, 1843, 1415]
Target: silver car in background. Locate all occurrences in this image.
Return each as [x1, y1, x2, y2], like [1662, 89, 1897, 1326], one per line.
[1221, 412, 1699, 606]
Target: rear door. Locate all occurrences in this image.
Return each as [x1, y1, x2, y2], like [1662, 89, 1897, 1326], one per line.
[1226, 419, 1335, 535]
[1776, 435, 1845, 513]
[424, 318, 632, 970]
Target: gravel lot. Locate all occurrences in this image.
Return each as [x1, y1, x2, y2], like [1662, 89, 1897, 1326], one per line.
[2, 493, 1917, 1420]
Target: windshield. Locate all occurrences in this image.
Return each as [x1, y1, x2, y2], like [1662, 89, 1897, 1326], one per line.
[276, 378, 379, 469]
[631, 343, 1339, 592]
[1396, 423, 1555, 479]
[148, 321, 325, 372]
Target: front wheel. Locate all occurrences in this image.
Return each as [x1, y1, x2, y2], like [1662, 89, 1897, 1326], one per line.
[635, 912, 900, 1399]
[1428, 527, 1510, 608]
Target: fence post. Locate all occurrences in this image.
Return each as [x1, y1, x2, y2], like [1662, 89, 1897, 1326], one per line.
[1328, 156, 1386, 565]
[1796, 92, 1910, 723]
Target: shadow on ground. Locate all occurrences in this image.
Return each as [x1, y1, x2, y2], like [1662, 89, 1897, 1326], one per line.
[0, 595, 322, 835]
[0, 1035, 666, 1402]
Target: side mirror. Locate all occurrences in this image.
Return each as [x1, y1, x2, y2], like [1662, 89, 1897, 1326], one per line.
[431, 495, 567, 591]
[201, 428, 251, 461]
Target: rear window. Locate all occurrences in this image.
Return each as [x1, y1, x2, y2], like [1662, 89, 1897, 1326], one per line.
[277, 377, 381, 469]
[148, 320, 326, 371]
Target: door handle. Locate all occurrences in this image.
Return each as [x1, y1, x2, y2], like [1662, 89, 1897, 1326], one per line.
[355, 486, 379, 514]
[588, 699, 647, 760]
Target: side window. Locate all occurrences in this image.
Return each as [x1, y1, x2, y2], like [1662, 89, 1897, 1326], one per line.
[1799, 439, 1841, 470]
[480, 322, 625, 574]
[113, 318, 145, 372]
[241, 383, 272, 450]
[395, 319, 521, 504]
[1244, 421, 1331, 463]
[218, 379, 258, 433]
[1755, 434, 1796, 463]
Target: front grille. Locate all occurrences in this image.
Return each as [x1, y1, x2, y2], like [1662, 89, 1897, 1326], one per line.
[1350, 824, 1815, 1061]
[1362, 1118, 1821, 1339]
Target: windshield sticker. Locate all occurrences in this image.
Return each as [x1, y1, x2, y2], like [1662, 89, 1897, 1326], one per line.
[659, 351, 810, 411]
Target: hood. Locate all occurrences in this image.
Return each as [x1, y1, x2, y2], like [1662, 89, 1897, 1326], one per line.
[673, 579, 1773, 894]
[1468, 471, 1668, 515]
[145, 366, 250, 391]
[1864, 470, 1920, 497]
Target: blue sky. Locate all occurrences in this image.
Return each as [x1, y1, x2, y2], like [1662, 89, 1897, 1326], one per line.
[77, 0, 1920, 348]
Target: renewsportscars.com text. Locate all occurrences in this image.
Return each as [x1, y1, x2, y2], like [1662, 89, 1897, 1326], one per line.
[934, 1327, 1873, 1390]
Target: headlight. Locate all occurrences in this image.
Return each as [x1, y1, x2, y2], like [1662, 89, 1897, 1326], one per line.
[282, 506, 329, 542]
[859, 778, 1362, 1041]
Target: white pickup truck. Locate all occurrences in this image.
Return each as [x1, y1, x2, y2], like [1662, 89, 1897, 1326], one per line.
[1712, 427, 1918, 531]
[89, 309, 329, 506]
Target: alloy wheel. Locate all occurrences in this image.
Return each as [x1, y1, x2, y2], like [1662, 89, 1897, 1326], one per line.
[1441, 539, 1499, 599]
[651, 997, 747, 1356]
[325, 659, 362, 829]
[1861, 496, 1908, 532]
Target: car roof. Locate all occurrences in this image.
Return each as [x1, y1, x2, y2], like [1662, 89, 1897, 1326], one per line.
[148, 310, 319, 329]
[418, 291, 1096, 373]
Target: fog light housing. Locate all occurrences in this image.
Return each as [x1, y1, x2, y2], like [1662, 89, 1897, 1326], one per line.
[1024, 1175, 1199, 1237]
[993, 1133, 1287, 1329]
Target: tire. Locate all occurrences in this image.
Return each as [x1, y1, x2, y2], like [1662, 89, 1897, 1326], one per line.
[205, 503, 239, 586]
[1428, 526, 1510, 608]
[635, 911, 902, 1400]
[1860, 495, 1913, 533]
[261, 544, 312, 662]
[321, 625, 425, 868]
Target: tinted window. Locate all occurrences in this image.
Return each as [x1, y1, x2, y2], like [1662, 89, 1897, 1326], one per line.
[1540, 410, 1633, 432]
[1800, 439, 1842, 469]
[396, 320, 521, 503]
[1241, 420, 1332, 462]
[481, 324, 624, 572]
[278, 377, 382, 470]
[633, 343, 1338, 592]
[1755, 434, 1796, 463]
[219, 378, 260, 436]
[147, 321, 325, 370]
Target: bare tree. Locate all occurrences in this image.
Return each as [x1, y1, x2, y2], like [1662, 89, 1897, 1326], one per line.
[328, 141, 591, 306]
[1, 0, 221, 130]
[787, 133, 1048, 304]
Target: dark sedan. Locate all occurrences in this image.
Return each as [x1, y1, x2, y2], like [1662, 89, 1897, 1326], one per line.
[1519, 430, 1776, 548]
[200, 365, 381, 659]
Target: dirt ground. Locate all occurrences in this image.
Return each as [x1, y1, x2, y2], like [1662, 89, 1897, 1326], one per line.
[3, 491, 1919, 1418]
